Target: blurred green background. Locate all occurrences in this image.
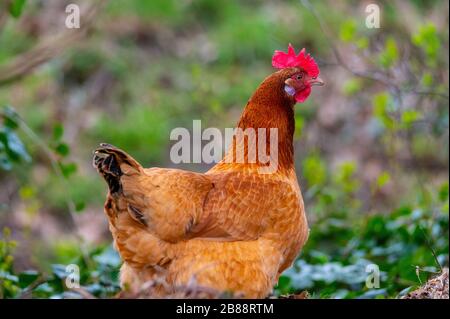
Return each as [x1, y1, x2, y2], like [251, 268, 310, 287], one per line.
[0, 0, 448, 298]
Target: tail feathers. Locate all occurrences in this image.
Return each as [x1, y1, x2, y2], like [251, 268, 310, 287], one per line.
[93, 143, 143, 194]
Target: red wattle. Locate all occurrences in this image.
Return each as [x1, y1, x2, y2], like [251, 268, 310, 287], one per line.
[294, 86, 311, 103]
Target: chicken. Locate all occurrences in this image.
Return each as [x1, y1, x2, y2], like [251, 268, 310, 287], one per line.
[93, 45, 324, 298]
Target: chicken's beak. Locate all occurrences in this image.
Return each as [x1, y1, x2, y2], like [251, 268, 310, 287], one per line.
[310, 77, 324, 86]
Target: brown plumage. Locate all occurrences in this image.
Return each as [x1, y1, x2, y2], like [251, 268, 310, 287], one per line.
[94, 67, 315, 298]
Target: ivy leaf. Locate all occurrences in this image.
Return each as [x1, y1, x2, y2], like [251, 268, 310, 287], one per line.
[275, 275, 292, 295]
[0, 128, 31, 163]
[294, 115, 304, 138]
[0, 155, 12, 170]
[18, 270, 40, 289]
[51, 264, 69, 280]
[1, 106, 20, 129]
[6, 131, 30, 162]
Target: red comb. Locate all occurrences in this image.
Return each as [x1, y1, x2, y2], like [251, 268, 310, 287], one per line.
[272, 44, 320, 78]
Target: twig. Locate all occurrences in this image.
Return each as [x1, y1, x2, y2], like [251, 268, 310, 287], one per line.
[300, 0, 397, 88]
[300, 0, 448, 101]
[0, 0, 107, 85]
[405, 89, 449, 100]
[415, 265, 423, 284]
[17, 276, 48, 299]
[419, 226, 443, 273]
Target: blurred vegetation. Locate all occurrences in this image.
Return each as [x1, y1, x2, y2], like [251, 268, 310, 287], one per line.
[0, 0, 449, 298]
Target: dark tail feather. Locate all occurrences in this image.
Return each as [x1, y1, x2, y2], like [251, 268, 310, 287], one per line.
[93, 143, 142, 194]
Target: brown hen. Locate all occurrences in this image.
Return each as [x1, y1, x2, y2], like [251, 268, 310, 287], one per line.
[94, 58, 323, 298]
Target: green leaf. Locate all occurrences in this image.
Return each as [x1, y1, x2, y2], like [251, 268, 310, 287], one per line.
[294, 115, 304, 138]
[0, 155, 12, 170]
[19, 186, 35, 199]
[52, 124, 64, 141]
[55, 143, 70, 157]
[334, 161, 359, 193]
[18, 270, 40, 289]
[0, 128, 31, 163]
[421, 73, 433, 87]
[339, 20, 357, 42]
[356, 37, 369, 50]
[412, 23, 440, 66]
[378, 37, 399, 68]
[75, 201, 85, 212]
[373, 92, 389, 110]
[373, 92, 395, 129]
[343, 78, 362, 96]
[59, 162, 77, 178]
[376, 172, 391, 188]
[276, 275, 292, 295]
[2, 227, 12, 238]
[401, 110, 421, 128]
[0, 270, 19, 282]
[8, 0, 27, 18]
[93, 246, 121, 268]
[1, 106, 20, 129]
[51, 264, 69, 279]
[357, 289, 387, 299]
[33, 282, 54, 295]
[302, 154, 327, 187]
[438, 183, 449, 202]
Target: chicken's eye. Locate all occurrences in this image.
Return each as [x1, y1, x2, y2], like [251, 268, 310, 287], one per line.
[295, 74, 303, 80]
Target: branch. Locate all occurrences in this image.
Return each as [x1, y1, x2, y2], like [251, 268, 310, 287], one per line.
[0, 0, 107, 85]
[300, 0, 396, 86]
[17, 276, 48, 299]
[405, 89, 449, 100]
[300, 0, 448, 101]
